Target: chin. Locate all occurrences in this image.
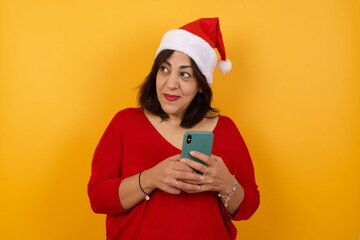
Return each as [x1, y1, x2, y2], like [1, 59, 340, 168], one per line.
[161, 107, 183, 118]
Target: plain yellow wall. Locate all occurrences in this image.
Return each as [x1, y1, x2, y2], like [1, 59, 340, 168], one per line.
[1, 0, 359, 239]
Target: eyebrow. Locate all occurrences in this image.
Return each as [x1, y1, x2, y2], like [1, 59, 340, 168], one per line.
[163, 60, 193, 69]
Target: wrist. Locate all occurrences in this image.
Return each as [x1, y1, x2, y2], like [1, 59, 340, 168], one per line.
[141, 169, 156, 192]
[138, 171, 150, 200]
[218, 175, 237, 207]
[220, 174, 236, 196]
[138, 169, 155, 201]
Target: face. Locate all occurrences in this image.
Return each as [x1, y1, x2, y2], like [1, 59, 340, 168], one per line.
[156, 51, 200, 120]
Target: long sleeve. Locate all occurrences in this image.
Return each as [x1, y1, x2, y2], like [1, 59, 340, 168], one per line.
[213, 116, 260, 221]
[87, 112, 127, 215]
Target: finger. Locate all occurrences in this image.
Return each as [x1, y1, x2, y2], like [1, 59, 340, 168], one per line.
[209, 155, 219, 163]
[180, 158, 209, 175]
[202, 167, 209, 176]
[175, 180, 201, 193]
[164, 187, 181, 195]
[175, 169, 205, 182]
[159, 178, 182, 195]
[173, 161, 196, 173]
[188, 151, 217, 166]
[167, 154, 182, 162]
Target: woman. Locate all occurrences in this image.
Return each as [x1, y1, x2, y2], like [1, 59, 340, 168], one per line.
[88, 18, 259, 240]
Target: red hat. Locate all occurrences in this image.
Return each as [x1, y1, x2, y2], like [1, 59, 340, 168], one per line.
[155, 18, 231, 84]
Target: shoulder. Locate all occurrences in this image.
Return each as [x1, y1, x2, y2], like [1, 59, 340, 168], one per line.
[217, 114, 238, 129]
[106, 107, 145, 129]
[113, 107, 144, 120]
[215, 114, 244, 139]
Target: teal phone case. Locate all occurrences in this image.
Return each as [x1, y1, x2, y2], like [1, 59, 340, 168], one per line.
[181, 131, 214, 166]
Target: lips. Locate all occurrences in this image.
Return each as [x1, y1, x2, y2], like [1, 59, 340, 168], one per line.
[164, 94, 180, 101]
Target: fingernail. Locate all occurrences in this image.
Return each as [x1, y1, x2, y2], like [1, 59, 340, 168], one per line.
[199, 176, 204, 181]
[180, 158, 186, 163]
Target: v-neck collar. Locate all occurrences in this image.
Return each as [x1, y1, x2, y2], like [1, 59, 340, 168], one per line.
[137, 108, 221, 151]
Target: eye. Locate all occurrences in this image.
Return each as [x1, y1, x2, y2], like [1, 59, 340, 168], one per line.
[159, 65, 169, 73]
[180, 71, 192, 78]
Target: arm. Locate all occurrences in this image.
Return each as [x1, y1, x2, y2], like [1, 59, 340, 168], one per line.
[88, 111, 258, 217]
[87, 116, 125, 215]
[88, 112, 206, 214]
[217, 117, 260, 220]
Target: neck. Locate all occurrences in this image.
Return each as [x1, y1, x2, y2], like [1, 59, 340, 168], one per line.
[163, 116, 183, 128]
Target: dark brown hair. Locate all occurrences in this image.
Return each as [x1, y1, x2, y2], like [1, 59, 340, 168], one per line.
[138, 50, 218, 128]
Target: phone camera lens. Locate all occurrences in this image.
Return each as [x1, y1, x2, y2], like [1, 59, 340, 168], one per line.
[186, 135, 192, 144]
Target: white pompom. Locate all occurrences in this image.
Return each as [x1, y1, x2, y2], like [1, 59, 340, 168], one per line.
[217, 59, 232, 73]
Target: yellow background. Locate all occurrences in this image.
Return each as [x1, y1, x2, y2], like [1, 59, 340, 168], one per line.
[1, 0, 359, 239]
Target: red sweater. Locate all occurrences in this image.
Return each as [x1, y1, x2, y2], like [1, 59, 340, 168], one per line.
[88, 108, 259, 240]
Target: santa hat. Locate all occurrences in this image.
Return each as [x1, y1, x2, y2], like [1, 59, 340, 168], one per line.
[155, 17, 232, 84]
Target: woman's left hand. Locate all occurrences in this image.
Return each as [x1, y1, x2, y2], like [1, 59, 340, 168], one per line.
[178, 151, 234, 195]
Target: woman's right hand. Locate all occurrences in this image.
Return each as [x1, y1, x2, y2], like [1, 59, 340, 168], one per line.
[142, 154, 205, 195]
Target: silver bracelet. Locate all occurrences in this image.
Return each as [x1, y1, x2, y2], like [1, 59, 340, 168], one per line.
[218, 175, 237, 207]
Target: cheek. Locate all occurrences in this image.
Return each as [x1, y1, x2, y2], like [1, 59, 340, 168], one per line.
[183, 90, 199, 103]
[156, 71, 168, 84]
[182, 83, 199, 97]
[155, 75, 163, 90]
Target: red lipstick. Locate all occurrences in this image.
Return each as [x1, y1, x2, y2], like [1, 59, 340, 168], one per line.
[164, 94, 180, 101]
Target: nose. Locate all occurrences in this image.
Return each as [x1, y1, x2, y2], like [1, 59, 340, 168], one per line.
[166, 72, 179, 89]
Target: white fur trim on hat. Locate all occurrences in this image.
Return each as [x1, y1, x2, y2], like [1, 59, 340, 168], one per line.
[155, 29, 217, 84]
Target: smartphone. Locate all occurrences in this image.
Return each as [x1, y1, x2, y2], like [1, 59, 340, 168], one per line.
[181, 131, 214, 169]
